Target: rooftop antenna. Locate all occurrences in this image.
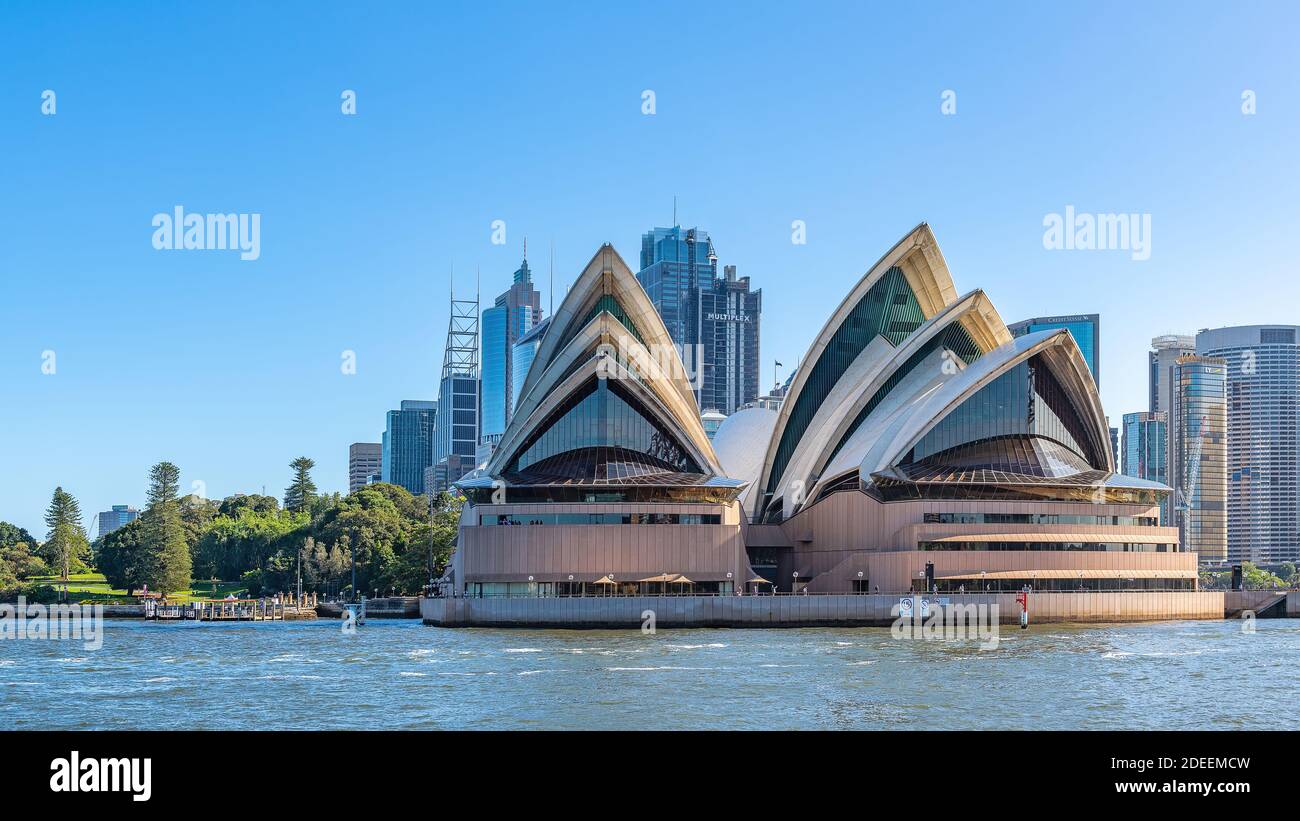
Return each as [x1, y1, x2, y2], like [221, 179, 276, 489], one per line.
[673, 195, 677, 227]
[549, 239, 555, 315]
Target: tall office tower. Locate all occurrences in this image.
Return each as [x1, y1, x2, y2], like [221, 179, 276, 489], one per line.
[1147, 334, 1196, 533]
[1149, 334, 1196, 415]
[1122, 411, 1170, 523]
[96, 505, 139, 539]
[638, 225, 716, 343]
[381, 401, 436, 495]
[511, 316, 551, 412]
[348, 442, 382, 494]
[1008, 314, 1100, 386]
[1197, 325, 1300, 565]
[1108, 422, 1119, 466]
[432, 290, 480, 493]
[480, 249, 544, 441]
[637, 226, 761, 414]
[699, 264, 761, 414]
[1172, 355, 1228, 564]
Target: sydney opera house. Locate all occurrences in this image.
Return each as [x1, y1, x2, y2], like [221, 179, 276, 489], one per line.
[447, 224, 1198, 605]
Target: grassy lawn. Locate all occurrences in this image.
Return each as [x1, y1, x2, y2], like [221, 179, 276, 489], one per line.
[25, 573, 247, 603]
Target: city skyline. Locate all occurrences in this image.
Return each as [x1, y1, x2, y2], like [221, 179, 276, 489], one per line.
[4, 2, 1299, 536]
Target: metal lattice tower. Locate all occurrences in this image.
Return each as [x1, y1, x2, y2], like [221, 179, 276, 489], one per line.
[442, 290, 479, 380]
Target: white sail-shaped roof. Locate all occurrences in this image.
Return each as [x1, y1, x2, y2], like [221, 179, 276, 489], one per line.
[487, 244, 722, 479]
[818, 328, 1114, 489]
[786, 289, 1010, 511]
[755, 224, 1006, 518]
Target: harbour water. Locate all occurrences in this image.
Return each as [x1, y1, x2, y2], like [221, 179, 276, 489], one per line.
[2, 618, 1296, 730]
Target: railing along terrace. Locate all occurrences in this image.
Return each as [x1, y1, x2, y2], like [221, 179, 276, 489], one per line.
[448, 587, 1205, 599]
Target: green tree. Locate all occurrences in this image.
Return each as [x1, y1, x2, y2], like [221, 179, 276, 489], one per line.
[314, 484, 413, 595]
[138, 462, 192, 595]
[218, 494, 280, 517]
[95, 518, 145, 592]
[0, 540, 49, 594]
[1242, 561, 1287, 590]
[41, 487, 90, 581]
[310, 491, 341, 522]
[398, 490, 461, 591]
[193, 506, 305, 583]
[178, 494, 219, 553]
[283, 456, 318, 514]
[0, 521, 37, 550]
[1277, 562, 1297, 587]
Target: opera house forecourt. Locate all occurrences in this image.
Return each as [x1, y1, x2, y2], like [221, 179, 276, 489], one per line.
[425, 224, 1222, 627]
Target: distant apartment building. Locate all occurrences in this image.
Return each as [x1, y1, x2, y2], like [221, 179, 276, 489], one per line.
[382, 401, 437, 496]
[1172, 355, 1228, 564]
[1197, 325, 1300, 565]
[636, 226, 761, 414]
[97, 505, 138, 539]
[1009, 314, 1100, 386]
[1122, 411, 1169, 523]
[348, 442, 382, 494]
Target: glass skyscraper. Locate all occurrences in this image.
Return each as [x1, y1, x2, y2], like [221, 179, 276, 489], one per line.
[637, 226, 761, 414]
[1122, 411, 1169, 523]
[1173, 355, 1227, 564]
[1197, 325, 1300, 565]
[481, 307, 508, 439]
[1146, 334, 1196, 535]
[433, 375, 479, 491]
[381, 400, 437, 495]
[96, 505, 139, 539]
[638, 225, 715, 348]
[480, 253, 543, 440]
[1008, 314, 1100, 386]
[699, 265, 761, 415]
[511, 316, 551, 413]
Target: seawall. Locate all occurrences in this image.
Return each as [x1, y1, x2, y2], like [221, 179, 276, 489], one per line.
[317, 596, 420, 619]
[421, 591, 1226, 629]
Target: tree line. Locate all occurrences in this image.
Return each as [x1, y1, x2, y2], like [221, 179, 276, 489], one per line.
[0, 456, 461, 601]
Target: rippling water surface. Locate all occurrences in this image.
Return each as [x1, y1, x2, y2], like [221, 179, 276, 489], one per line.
[2, 618, 1297, 730]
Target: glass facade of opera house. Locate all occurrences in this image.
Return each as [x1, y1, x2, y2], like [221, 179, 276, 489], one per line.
[445, 231, 1195, 603]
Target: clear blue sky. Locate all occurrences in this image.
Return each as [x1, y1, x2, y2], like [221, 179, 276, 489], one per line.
[2, 1, 1297, 536]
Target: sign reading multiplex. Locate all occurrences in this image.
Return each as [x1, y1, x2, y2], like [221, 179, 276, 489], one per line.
[705, 312, 751, 323]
